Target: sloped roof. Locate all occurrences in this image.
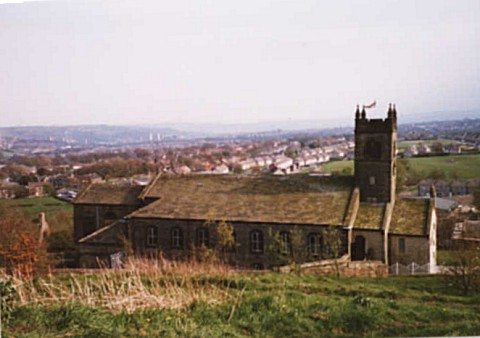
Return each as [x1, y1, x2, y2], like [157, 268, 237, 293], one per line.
[130, 174, 353, 225]
[353, 204, 385, 230]
[73, 184, 144, 205]
[390, 199, 430, 236]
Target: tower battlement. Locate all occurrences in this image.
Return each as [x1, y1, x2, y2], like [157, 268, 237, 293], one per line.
[354, 104, 398, 204]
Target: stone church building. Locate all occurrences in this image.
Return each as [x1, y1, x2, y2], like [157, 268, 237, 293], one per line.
[74, 105, 437, 271]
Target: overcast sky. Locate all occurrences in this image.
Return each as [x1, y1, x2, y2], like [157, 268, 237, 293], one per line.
[0, 0, 479, 127]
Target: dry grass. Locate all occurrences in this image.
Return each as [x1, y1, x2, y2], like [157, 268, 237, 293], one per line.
[4, 257, 238, 313]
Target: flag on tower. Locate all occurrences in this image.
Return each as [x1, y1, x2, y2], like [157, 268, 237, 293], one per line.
[363, 101, 376, 109]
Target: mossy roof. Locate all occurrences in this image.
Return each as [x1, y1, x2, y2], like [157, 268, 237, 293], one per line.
[390, 199, 429, 236]
[130, 174, 353, 225]
[74, 184, 144, 206]
[353, 204, 385, 230]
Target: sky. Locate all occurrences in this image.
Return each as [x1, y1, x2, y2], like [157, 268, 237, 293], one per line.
[0, 0, 479, 127]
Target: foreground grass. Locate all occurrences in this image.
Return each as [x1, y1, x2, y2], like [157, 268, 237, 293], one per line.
[3, 268, 480, 337]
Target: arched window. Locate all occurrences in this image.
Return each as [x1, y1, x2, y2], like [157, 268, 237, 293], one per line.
[250, 230, 264, 253]
[365, 139, 382, 160]
[308, 233, 322, 257]
[146, 226, 158, 247]
[196, 227, 209, 247]
[280, 231, 290, 254]
[171, 227, 184, 249]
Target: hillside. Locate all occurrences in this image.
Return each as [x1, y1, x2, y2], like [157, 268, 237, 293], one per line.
[321, 154, 480, 180]
[2, 263, 480, 337]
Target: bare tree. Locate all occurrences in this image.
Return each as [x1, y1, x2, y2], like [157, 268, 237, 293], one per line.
[446, 242, 480, 295]
[322, 224, 343, 279]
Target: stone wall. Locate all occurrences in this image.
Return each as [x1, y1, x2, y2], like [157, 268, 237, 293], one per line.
[130, 218, 349, 269]
[74, 204, 138, 241]
[389, 235, 430, 265]
[354, 115, 397, 203]
[351, 229, 385, 261]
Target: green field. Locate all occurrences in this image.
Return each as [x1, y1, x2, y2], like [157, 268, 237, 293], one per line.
[404, 154, 480, 180]
[3, 271, 480, 337]
[321, 154, 480, 180]
[397, 139, 461, 151]
[0, 196, 72, 218]
[0, 196, 72, 230]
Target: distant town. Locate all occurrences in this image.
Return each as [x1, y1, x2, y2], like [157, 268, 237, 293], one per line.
[1, 118, 479, 202]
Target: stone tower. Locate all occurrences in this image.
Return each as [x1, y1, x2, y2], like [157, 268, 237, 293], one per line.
[354, 104, 397, 203]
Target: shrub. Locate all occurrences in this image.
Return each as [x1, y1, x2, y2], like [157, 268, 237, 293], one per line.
[329, 297, 384, 334]
[0, 277, 15, 324]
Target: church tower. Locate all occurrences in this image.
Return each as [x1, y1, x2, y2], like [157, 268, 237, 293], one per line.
[354, 104, 397, 203]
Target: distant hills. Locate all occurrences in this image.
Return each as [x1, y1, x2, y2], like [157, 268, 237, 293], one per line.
[0, 109, 478, 144]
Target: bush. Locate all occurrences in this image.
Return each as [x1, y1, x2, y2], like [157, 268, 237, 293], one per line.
[0, 277, 16, 323]
[329, 296, 384, 334]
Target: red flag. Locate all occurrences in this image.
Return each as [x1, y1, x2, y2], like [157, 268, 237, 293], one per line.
[363, 101, 376, 109]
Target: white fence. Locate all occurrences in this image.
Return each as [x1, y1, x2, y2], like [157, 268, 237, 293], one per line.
[388, 262, 437, 275]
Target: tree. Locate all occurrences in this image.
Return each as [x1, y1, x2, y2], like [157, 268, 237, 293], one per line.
[289, 226, 308, 274]
[446, 242, 480, 295]
[215, 220, 236, 263]
[265, 228, 285, 268]
[322, 224, 343, 279]
[265, 227, 308, 273]
[0, 206, 51, 279]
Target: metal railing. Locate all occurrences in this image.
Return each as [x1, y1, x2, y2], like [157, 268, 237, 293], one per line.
[388, 262, 437, 275]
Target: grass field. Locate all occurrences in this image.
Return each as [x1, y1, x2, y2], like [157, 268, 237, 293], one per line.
[0, 196, 72, 232]
[2, 263, 480, 338]
[321, 154, 480, 180]
[0, 196, 72, 217]
[397, 139, 461, 151]
[404, 154, 480, 180]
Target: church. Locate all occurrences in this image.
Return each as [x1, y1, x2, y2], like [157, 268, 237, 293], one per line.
[73, 105, 437, 271]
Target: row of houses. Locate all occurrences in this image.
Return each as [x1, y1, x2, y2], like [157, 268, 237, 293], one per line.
[418, 179, 479, 197]
[403, 143, 462, 158]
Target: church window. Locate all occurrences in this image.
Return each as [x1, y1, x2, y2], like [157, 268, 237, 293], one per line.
[171, 227, 184, 249]
[398, 238, 406, 254]
[146, 226, 158, 247]
[280, 232, 290, 254]
[369, 176, 376, 185]
[196, 227, 209, 247]
[308, 233, 322, 256]
[250, 230, 264, 253]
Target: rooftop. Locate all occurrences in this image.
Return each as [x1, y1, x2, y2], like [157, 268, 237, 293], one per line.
[131, 174, 353, 225]
[74, 184, 144, 206]
[390, 199, 430, 236]
[353, 204, 385, 230]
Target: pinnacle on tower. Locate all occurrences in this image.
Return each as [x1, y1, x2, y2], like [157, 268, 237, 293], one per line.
[361, 106, 366, 119]
[355, 105, 360, 119]
[387, 103, 393, 118]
